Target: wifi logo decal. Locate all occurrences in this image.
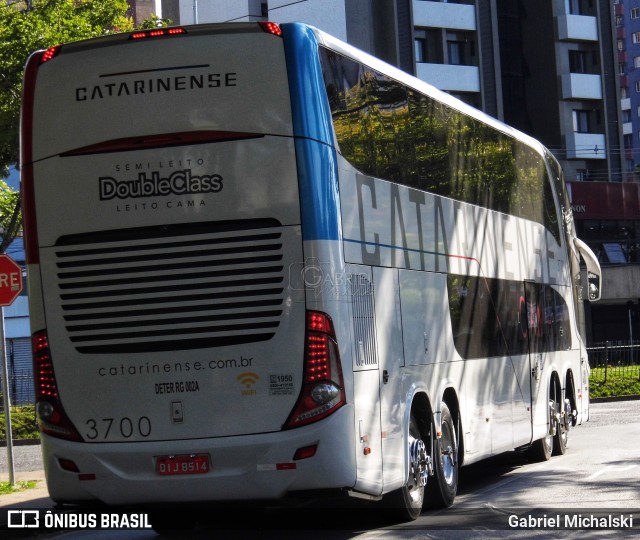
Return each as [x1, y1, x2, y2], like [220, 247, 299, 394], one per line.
[237, 372, 259, 396]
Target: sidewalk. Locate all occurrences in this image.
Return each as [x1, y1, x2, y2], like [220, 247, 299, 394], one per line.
[0, 469, 54, 510]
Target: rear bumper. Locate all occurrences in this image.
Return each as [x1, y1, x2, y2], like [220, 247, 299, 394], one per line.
[41, 405, 356, 505]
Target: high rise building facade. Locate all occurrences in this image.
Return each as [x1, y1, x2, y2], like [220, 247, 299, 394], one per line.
[154, 1, 640, 342]
[618, 0, 640, 180]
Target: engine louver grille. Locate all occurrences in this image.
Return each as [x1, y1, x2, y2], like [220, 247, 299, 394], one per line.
[54, 219, 285, 353]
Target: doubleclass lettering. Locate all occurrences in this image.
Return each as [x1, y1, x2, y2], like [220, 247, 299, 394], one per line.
[99, 169, 223, 200]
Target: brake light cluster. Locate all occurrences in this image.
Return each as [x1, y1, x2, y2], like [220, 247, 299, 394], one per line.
[41, 45, 61, 63]
[32, 331, 82, 441]
[285, 311, 346, 429]
[130, 27, 187, 40]
[259, 22, 283, 37]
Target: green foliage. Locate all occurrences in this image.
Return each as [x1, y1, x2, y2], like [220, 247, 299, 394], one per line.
[0, 0, 167, 250]
[0, 0, 134, 177]
[0, 178, 20, 252]
[0, 480, 37, 495]
[0, 0, 169, 178]
[0, 405, 39, 440]
[590, 366, 640, 398]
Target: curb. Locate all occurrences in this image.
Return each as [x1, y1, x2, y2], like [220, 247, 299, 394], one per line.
[0, 439, 40, 448]
[590, 394, 640, 403]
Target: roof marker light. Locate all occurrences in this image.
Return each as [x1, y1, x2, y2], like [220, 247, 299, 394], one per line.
[41, 46, 61, 63]
[259, 22, 283, 37]
[130, 27, 187, 40]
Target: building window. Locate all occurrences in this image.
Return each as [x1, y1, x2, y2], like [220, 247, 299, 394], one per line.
[445, 31, 476, 66]
[576, 169, 589, 181]
[415, 35, 428, 63]
[567, 0, 595, 16]
[573, 110, 590, 133]
[633, 32, 640, 44]
[448, 40, 464, 65]
[618, 39, 625, 51]
[632, 8, 640, 19]
[636, 80, 640, 93]
[414, 28, 441, 64]
[570, 50, 589, 73]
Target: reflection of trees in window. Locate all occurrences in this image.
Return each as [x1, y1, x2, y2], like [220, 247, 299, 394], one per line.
[320, 47, 561, 243]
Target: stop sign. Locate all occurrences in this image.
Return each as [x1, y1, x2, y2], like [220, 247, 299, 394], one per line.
[0, 255, 23, 306]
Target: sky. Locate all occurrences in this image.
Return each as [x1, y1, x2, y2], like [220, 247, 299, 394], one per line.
[6, 166, 19, 190]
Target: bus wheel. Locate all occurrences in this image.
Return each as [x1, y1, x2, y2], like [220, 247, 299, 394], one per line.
[426, 402, 458, 508]
[386, 412, 428, 520]
[552, 399, 569, 456]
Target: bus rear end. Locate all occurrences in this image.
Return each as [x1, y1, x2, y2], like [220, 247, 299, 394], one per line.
[21, 23, 353, 509]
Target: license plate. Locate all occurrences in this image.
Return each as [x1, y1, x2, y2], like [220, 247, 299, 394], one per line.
[156, 454, 209, 476]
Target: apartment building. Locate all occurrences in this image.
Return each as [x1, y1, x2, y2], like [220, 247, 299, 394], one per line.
[618, 0, 640, 179]
[168, 0, 639, 343]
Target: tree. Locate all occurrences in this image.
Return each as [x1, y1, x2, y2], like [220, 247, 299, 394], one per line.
[0, 178, 20, 254]
[0, 0, 165, 252]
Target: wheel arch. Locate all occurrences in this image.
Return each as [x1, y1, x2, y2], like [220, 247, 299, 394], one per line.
[441, 387, 464, 466]
[550, 370, 563, 403]
[409, 390, 432, 442]
[565, 369, 578, 422]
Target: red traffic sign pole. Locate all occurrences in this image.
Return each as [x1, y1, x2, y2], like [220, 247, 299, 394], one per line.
[0, 254, 23, 485]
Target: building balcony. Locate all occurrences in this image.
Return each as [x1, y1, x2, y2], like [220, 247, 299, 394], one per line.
[562, 73, 602, 100]
[566, 132, 606, 160]
[557, 14, 598, 42]
[621, 98, 631, 111]
[416, 63, 480, 93]
[623, 122, 633, 135]
[413, 0, 476, 31]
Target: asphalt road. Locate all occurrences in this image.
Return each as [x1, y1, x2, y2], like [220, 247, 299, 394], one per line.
[2, 399, 639, 539]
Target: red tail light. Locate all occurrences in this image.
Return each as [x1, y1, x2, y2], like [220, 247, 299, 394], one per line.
[32, 331, 82, 441]
[259, 22, 283, 37]
[41, 45, 62, 63]
[285, 311, 346, 429]
[130, 27, 187, 40]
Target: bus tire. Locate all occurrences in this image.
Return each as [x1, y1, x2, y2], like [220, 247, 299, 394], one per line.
[552, 397, 568, 456]
[385, 412, 427, 521]
[553, 418, 567, 456]
[426, 402, 458, 508]
[527, 432, 552, 462]
[528, 395, 554, 462]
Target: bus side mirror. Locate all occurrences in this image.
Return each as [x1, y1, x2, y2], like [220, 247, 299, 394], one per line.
[574, 237, 602, 302]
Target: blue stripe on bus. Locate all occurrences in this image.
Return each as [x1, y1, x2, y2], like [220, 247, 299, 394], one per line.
[282, 23, 341, 242]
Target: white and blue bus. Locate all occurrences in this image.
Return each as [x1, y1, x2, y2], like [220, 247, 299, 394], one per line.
[21, 22, 601, 525]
